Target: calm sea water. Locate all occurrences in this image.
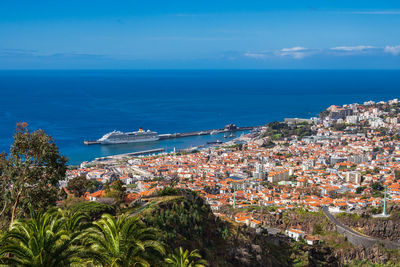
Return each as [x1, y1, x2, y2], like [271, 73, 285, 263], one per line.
[0, 70, 399, 165]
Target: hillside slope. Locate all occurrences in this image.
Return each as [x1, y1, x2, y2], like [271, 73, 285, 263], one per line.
[133, 190, 335, 266]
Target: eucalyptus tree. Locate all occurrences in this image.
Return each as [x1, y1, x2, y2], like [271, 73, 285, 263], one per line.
[164, 247, 208, 267]
[67, 175, 91, 198]
[85, 213, 165, 267]
[0, 209, 86, 266]
[0, 123, 68, 224]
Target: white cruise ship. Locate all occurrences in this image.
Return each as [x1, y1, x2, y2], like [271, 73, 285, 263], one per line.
[97, 128, 159, 144]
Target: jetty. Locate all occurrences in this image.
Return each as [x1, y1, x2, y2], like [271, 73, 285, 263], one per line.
[84, 140, 100, 145]
[94, 148, 165, 161]
[158, 125, 254, 140]
[84, 124, 256, 145]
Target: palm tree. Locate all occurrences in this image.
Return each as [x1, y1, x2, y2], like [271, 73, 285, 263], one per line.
[164, 247, 208, 267]
[85, 213, 165, 267]
[0, 209, 85, 266]
[58, 208, 90, 235]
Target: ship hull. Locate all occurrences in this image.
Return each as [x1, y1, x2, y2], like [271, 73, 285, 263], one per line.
[99, 136, 159, 144]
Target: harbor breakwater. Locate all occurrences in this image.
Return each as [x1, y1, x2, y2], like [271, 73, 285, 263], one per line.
[84, 124, 256, 145]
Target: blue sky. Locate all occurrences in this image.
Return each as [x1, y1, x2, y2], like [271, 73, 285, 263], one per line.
[1, 0, 400, 69]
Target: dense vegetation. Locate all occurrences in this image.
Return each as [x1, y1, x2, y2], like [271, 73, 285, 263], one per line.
[0, 185, 299, 266]
[137, 191, 296, 266]
[0, 125, 208, 266]
[141, 190, 228, 264]
[261, 121, 315, 141]
[0, 206, 209, 267]
[69, 201, 116, 221]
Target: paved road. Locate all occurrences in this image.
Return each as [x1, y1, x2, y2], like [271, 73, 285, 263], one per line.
[322, 207, 375, 240]
[322, 207, 400, 249]
[265, 227, 281, 235]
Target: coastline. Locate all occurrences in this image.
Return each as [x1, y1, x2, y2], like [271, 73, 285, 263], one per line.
[2, 70, 399, 165]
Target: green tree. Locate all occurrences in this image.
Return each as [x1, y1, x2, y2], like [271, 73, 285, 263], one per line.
[85, 213, 165, 267]
[88, 180, 102, 193]
[371, 182, 384, 191]
[0, 209, 85, 266]
[356, 186, 366, 194]
[107, 179, 127, 205]
[0, 123, 67, 224]
[395, 169, 400, 181]
[67, 175, 91, 197]
[164, 247, 208, 267]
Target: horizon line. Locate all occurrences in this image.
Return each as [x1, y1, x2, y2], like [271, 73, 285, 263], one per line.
[1, 68, 400, 71]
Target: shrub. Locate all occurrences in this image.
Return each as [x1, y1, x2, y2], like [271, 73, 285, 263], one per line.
[158, 187, 179, 196]
[69, 201, 115, 221]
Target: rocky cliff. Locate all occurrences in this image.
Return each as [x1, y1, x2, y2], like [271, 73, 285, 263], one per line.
[254, 209, 400, 266]
[335, 208, 400, 242]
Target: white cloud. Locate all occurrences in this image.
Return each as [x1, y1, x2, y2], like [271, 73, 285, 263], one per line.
[330, 46, 376, 51]
[279, 47, 314, 59]
[281, 46, 307, 52]
[384, 45, 400, 56]
[241, 44, 400, 61]
[244, 52, 269, 59]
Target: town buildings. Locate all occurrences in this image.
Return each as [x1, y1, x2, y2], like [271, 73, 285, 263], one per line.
[64, 98, 400, 243]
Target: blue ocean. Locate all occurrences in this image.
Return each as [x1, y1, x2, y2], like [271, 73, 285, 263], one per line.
[0, 70, 399, 165]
